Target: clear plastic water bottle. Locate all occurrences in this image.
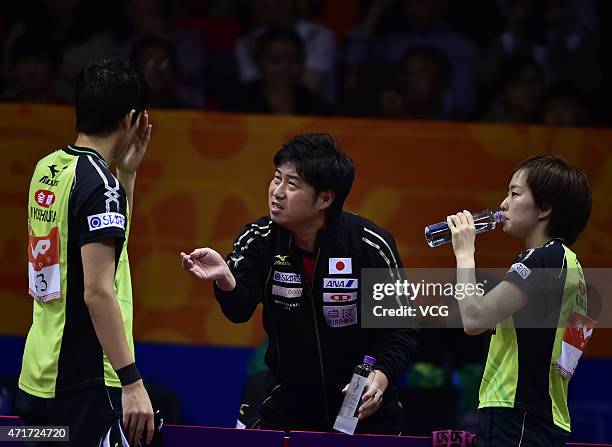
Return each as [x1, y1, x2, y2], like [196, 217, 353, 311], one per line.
[425, 209, 505, 248]
[333, 355, 376, 435]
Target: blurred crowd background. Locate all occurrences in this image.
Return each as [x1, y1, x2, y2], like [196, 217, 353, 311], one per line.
[1, 0, 611, 127]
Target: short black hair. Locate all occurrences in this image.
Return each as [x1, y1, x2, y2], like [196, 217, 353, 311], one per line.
[255, 27, 305, 62]
[515, 154, 591, 245]
[75, 57, 149, 136]
[273, 133, 354, 218]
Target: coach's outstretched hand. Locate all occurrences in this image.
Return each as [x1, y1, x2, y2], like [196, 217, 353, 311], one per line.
[181, 248, 237, 291]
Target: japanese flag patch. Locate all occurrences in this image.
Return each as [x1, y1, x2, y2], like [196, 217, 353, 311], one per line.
[329, 257, 352, 275]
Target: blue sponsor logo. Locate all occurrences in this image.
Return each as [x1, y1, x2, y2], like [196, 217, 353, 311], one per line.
[273, 271, 301, 284]
[322, 278, 358, 289]
[87, 212, 126, 231]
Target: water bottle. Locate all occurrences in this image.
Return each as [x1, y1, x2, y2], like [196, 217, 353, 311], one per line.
[425, 209, 505, 248]
[333, 355, 376, 435]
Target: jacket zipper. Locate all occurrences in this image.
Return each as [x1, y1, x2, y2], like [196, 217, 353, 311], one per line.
[264, 267, 282, 375]
[288, 237, 330, 428]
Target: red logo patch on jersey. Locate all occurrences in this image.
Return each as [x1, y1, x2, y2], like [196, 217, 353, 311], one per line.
[34, 189, 55, 208]
[564, 311, 595, 351]
[28, 227, 60, 271]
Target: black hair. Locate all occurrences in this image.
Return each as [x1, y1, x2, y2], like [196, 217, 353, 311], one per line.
[75, 57, 149, 136]
[514, 154, 592, 245]
[273, 133, 354, 218]
[255, 27, 305, 62]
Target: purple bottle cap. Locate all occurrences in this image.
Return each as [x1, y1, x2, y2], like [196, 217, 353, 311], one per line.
[363, 355, 376, 366]
[494, 210, 505, 223]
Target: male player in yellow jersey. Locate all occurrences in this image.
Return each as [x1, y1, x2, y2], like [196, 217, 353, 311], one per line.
[18, 57, 154, 446]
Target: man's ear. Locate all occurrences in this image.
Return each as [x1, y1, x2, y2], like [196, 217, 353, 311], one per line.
[318, 190, 335, 211]
[123, 109, 139, 130]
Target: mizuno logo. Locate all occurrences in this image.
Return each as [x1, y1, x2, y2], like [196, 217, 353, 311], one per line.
[273, 255, 291, 266]
[48, 164, 59, 178]
[38, 175, 59, 187]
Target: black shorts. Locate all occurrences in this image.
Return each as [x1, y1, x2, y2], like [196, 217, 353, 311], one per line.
[477, 407, 569, 447]
[14, 386, 122, 447]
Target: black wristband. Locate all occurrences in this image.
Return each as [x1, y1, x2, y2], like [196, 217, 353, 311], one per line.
[115, 362, 141, 386]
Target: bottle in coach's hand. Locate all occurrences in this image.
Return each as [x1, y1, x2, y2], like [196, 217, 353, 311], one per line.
[425, 209, 505, 248]
[333, 355, 376, 435]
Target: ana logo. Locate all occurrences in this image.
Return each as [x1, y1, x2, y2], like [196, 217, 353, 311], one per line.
[323, 278, 358, 289]
[34, 189, 55, 208]
[323, 292, 357, 303]
[87, 212, 126, 231]
[329, 257, 352, 275]
[510, 262, 532, 280]
[273, 271, 301, 284]
[271, 284, 303, 298]
[273, 255, 291, 266]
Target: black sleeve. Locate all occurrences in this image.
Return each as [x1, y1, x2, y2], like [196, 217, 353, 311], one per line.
[213, 221, 272, 323]
[72, 156, 127, 248]
[362, 226, 420, 385]
[504, 245, 563, 301]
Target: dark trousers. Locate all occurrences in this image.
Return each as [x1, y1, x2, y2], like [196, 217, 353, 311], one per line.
[477, 407, 569, 447]
[14, 386, 122, 447]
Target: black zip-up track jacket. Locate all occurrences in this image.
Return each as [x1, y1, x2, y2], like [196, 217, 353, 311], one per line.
[214, 212, 419, 429]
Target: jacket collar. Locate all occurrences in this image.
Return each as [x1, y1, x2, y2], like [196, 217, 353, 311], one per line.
[278, 212, 344, 251]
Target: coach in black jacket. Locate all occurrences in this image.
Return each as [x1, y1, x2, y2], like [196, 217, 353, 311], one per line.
[181, 133, 418, 433]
